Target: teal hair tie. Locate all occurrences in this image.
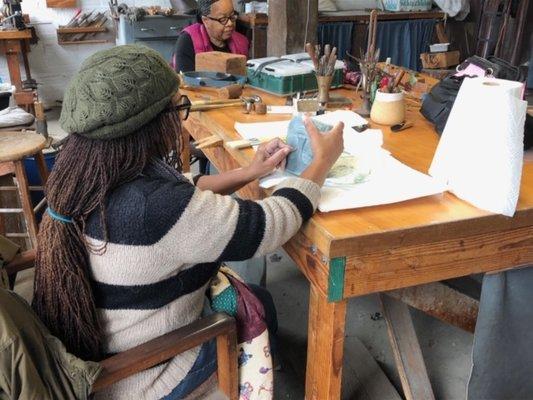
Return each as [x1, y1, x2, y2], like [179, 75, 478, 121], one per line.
[47, 207, 73, 224]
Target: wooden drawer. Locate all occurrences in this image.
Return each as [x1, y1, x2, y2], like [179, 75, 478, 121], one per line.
[133, 16, 195, 39]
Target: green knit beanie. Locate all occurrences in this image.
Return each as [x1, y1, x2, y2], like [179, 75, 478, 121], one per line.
[60, 44, 180, 140]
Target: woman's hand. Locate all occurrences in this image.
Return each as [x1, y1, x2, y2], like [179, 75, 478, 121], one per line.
[246, 138, 293, 180]
[300, 117, 344, 186]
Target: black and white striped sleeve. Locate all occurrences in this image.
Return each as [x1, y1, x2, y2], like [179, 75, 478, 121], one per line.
[150, 177, 320, 264]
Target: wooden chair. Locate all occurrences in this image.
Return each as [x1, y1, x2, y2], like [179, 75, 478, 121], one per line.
[5, 250, 239, 399]
[0, 130, 49, 249]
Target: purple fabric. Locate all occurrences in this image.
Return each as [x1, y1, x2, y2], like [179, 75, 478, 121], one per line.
[182, 23, 249, 57]
[226, 274, 267, 342]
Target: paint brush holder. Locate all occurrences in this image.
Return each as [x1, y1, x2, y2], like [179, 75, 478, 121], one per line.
[316, 74, 334, 106]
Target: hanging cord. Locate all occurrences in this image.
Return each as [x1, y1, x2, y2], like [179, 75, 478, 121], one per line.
[303, 0, 311, 50]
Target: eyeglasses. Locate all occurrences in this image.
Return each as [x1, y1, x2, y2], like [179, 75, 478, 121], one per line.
[204, 11, 239, 26]
[166, 95, 191, 120]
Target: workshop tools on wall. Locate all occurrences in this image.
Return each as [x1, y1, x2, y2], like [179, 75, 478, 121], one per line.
[57, 10, 108, 45]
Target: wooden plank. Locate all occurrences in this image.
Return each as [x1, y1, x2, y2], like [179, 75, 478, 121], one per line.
[386, 282, 479, 333]
[5, 51, 22, 91]
[13, 161, 38, 249]
[0, 162, 15, 176]
[305, 285, 347, 400]
[435, 22, 449, 43]
[343, 335, 402, 400]
[57, 26, 107, 34]
[93, 313, 236, 392]
[238, 13, 268, 27]
[283, 230, 330, 298]
[34, 151, 49, 185]
[267, 0, 318, 56]
[343, 225, 533, 297]
[46, 0, 76, 7]
[380, 294, 435, 400]
[13, 90, 37, 107]
[216, 325, 239, 400]
[318, 10, 446, 23]
[58, 39, 108, 45]
[183, 113, 263, 200]
[250, 25, 267, 59]
[0, 30, 32, 40]
[0, 174, 26, 250]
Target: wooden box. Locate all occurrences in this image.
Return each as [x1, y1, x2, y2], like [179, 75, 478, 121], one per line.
[195, 51, 247, 76]
[420, 51, 461, 69]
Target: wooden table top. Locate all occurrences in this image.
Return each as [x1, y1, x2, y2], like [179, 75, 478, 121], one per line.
[183, 87, 533, 261]
[0, 29, 32, 41]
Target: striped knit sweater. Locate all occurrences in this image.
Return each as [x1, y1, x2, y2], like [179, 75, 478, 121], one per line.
[87, 160, 320, 400]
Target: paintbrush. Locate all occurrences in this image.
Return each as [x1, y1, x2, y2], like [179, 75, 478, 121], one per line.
[326, 47, 337, 76]
[305, 42, 319, 71]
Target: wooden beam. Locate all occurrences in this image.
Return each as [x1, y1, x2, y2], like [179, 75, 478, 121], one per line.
[386, 282, 479, 333]
[305, 285, 347, 400]
[216, 324, 239, 400]
[380, 294, 435, 400]
[267, 0, 318, 56]
[93, 313, 236, 392]
[0, 30, 32, 40]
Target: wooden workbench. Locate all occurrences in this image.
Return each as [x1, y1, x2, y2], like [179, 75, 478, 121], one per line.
[182, 87, 533, 399]
[0, 29, 36, 108]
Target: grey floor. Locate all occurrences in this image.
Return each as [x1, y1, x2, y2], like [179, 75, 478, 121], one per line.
[12, 107, 474, 400]
[264, 250, 473, 400]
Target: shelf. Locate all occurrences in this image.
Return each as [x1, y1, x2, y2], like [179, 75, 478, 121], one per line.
[57, 26, 107, 34]
[58, 39, 109, 45]
[57, 25, 108, 46]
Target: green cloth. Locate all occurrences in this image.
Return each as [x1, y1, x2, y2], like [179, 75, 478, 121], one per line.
[59, 44, 180, 140]
[0, 288, 101, 399]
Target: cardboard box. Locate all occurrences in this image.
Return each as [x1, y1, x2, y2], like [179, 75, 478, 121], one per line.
[195, 51, 247, 76]
[420, 50, 461, 69]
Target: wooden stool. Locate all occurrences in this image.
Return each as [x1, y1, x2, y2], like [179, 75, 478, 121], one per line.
[0, 130, 48, 249]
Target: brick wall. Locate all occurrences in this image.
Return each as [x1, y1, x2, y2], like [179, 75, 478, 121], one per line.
[0, 0, 169, 106]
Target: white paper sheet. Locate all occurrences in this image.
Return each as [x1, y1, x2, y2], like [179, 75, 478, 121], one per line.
[234, 120, 291, 141]
[233, 110, 369, 142]
[317, 155, 446, 212]
[260, 154, 445, 211]
[245, 110, 445, 212]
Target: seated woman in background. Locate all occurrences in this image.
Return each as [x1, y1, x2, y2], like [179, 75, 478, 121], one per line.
[33, 44, 344, 400]
[172, 0, 249, 72]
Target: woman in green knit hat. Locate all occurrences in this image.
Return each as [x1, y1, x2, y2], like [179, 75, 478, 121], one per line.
[33, 44, 343, 399]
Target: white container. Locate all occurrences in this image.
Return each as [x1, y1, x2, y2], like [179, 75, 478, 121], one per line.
[383, 0, 432, 12]
[429, 43, 450, 53]
[370, 91, 405, 126]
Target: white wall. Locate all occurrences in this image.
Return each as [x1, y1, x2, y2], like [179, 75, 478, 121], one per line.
[0, 0, 170, 106]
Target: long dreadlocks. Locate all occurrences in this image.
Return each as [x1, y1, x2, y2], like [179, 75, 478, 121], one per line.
[33, 108, 182, 361]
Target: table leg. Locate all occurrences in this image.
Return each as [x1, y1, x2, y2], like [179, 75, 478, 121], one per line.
[380, 294, 435, 400]
[34, 151, 49, 185]
[305, 284, 347, 400]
